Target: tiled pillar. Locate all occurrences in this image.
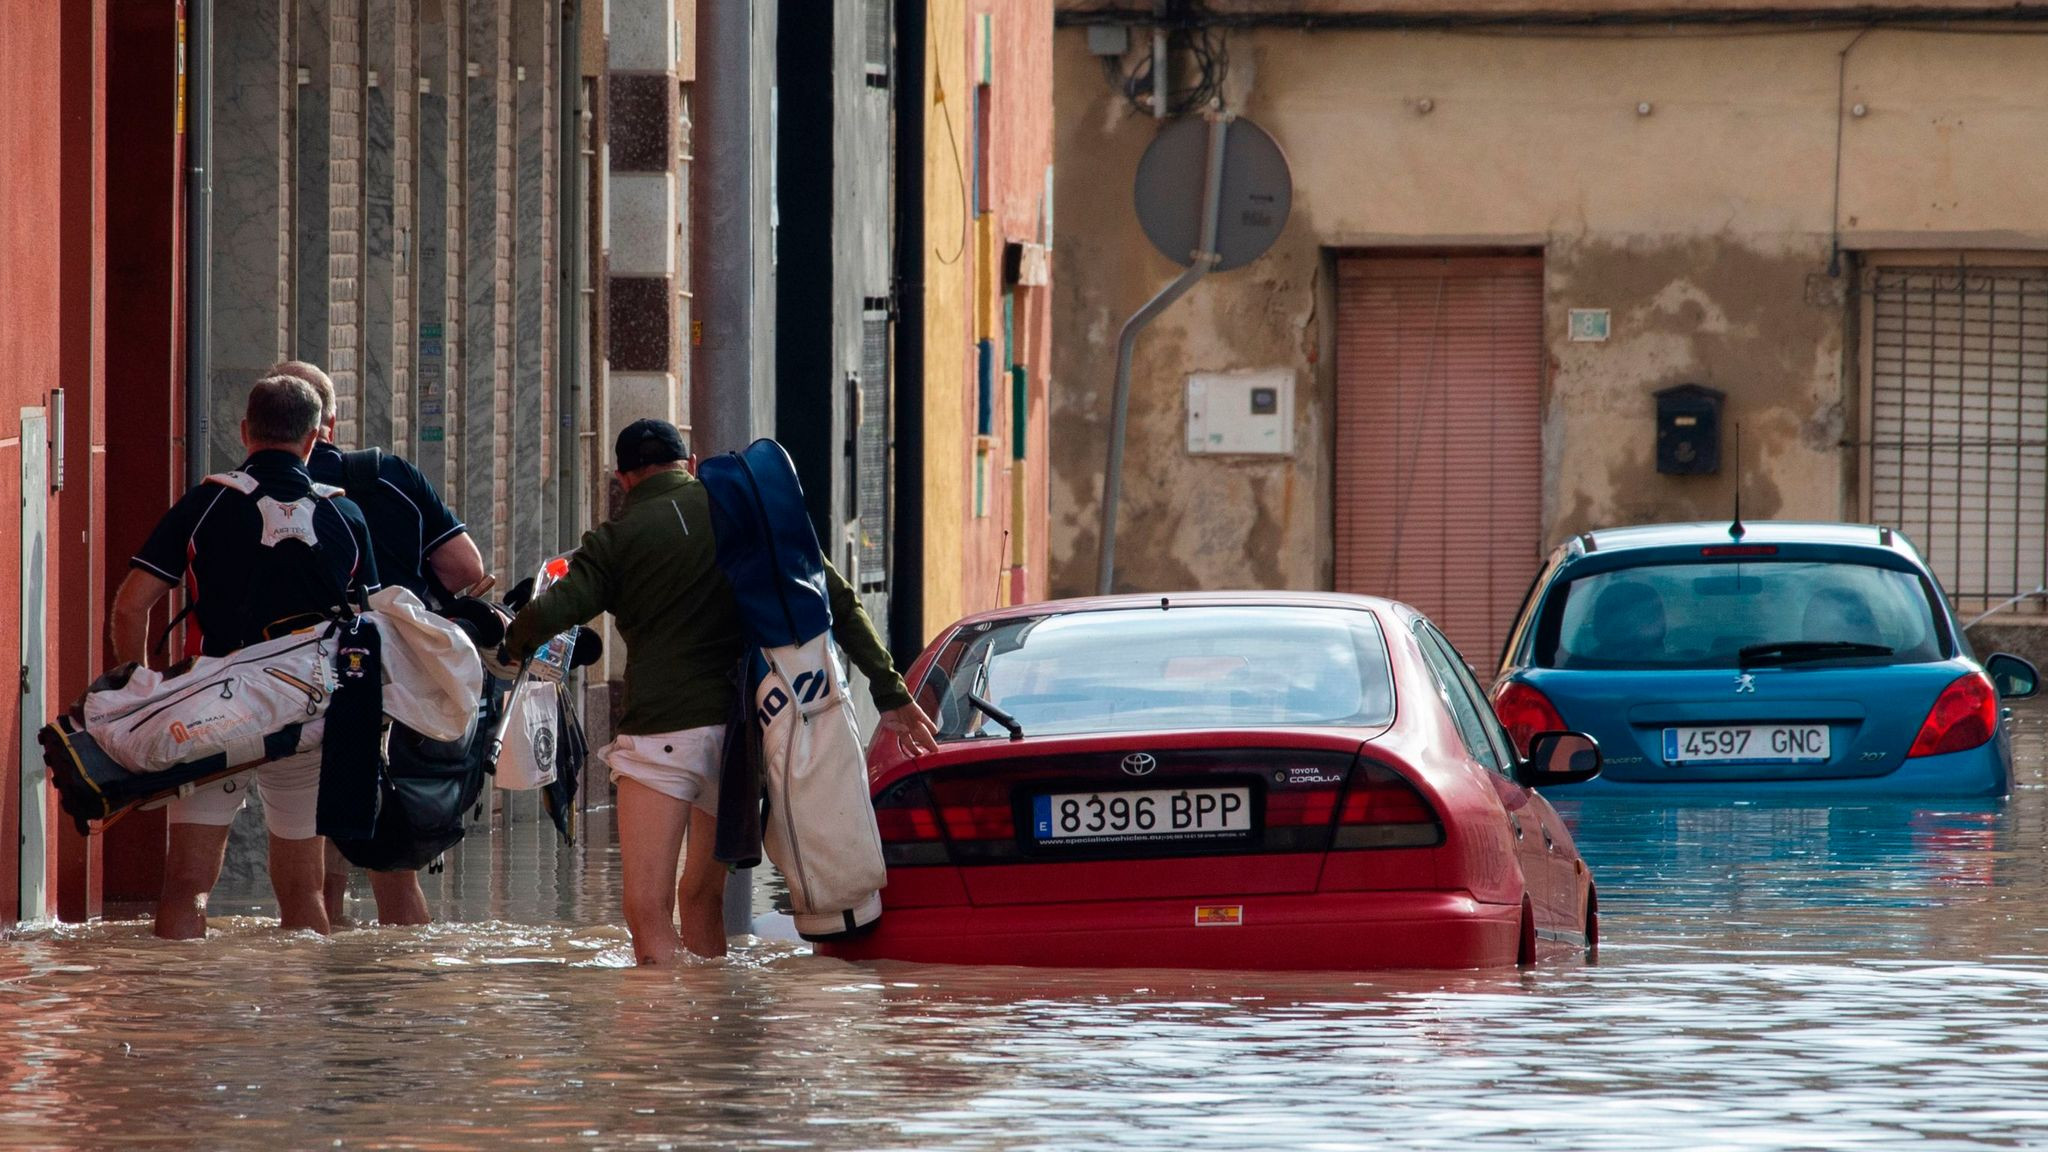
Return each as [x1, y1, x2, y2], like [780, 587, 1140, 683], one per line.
[209, 0, 292, 470]
[329, 0, 363, 443]
[390, 0, 415, 452]
[607, 0, 682, 444]
[414, 0, 455, 486]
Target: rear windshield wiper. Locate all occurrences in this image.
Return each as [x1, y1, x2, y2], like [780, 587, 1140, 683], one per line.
[1738, 640, 1894, 668]
[966, 693, 1025, 741]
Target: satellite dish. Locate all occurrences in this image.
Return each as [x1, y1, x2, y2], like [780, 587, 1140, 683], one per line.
[1133, 115, 1292, 273]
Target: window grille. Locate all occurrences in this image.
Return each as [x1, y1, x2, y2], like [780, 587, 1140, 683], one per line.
[857, 309, 891, 589]
[1865, 266, 2048, 613]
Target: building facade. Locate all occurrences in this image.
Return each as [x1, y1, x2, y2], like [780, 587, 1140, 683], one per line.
[1051, 0, 2048, 662]
[906, 0, 1055, 651]
[1, 0, 1059, 926]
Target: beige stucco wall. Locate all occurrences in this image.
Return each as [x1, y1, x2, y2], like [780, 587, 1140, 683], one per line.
[1049, 24, 2048, 597]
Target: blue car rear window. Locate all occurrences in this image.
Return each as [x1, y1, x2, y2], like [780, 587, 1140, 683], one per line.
[1536, 560, 1946, 670]
[921, 606, 1397, 740]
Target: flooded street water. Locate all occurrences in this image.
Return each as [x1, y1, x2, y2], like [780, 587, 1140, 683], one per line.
[8, 709, 2048, 1150]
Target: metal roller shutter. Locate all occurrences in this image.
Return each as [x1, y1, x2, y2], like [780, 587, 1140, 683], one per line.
[1334, 255, 1545, 665]
[1866, 265, 2048, 615]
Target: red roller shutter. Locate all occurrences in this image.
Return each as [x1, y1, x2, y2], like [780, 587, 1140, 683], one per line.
[1334, 255, 1545, 666]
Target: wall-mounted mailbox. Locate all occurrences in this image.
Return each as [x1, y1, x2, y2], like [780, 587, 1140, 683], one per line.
[1655, 383, 1724, 475]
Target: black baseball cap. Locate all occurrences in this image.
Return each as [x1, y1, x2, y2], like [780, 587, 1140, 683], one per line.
[615, 418, 689, 471]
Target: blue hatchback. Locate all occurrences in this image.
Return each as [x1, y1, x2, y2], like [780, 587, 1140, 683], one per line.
[1490, 522, 2040, 797]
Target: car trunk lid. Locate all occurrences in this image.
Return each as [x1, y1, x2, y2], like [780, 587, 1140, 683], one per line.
[1526, 663, 1965, 782]
[875, 728, 1439, 907]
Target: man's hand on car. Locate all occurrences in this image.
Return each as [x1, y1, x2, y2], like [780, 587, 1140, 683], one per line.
[878, 702, 940, 759]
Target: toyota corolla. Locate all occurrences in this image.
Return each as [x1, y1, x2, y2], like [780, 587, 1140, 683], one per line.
[816, 593, 1602, 971]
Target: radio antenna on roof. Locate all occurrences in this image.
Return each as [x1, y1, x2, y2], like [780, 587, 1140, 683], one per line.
[1729, 423, 1746, 540]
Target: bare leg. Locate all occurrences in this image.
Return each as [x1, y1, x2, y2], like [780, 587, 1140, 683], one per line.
[154, 822, 234, 940]
[322, 840, 354, 927]
[268, 834, 332, 934]
[368, 869, 431, 925]
[615, 776, 689, 966]
[677, 804, 727, 959]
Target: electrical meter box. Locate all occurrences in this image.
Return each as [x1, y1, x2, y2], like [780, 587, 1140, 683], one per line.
[1655, 383, 1724, 475]
[1187, 371, 1294, 456]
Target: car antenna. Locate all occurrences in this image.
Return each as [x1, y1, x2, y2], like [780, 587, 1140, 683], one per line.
[1728, 422, 1745, 541]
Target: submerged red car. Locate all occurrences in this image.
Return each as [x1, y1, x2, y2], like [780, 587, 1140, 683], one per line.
[818, 593, 1604, 971]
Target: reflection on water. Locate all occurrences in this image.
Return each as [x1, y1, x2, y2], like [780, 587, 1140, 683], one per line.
[8, 710, 2048, 1149]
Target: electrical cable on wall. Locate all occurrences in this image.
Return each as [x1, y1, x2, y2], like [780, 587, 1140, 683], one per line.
[1100, 2, 1229, 117]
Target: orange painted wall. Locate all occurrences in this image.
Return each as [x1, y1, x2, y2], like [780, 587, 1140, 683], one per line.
[921, 0, 1055, 641]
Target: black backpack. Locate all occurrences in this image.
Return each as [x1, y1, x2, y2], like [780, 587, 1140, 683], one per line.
[331, 684, 498, 872]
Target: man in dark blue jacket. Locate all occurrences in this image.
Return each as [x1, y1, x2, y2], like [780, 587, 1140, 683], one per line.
[275, 360, 490, 927]
[110, 375, 380, 939]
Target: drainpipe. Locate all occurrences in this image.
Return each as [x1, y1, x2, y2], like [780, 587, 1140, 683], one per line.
[1097, 111, 1228, 595]
[889, 0, 926, 667]
[184, 0, 213, 484]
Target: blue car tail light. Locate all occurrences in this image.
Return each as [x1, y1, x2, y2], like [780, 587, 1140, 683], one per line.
[1908, 672, 1999, 759]
[1493, 680, 1565, 758]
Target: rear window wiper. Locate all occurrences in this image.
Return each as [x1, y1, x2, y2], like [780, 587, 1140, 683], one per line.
[966, 693, 1025, 741]
[1738, 640, 1894, 668]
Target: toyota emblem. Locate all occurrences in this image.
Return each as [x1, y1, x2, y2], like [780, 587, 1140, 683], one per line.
[1121, 753, 1158, 776]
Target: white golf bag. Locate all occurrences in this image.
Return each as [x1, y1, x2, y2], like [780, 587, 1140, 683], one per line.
[754, 634, 887, 938]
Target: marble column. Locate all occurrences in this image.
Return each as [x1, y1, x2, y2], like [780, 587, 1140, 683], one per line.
[509, 0, 548, 579]
[208, 0, 291, 471]
[363, 0, 397, 451]
[463, 0, 509, 575]
[295, 0, 331, 376]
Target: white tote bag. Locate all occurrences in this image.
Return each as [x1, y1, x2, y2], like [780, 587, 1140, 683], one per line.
[494, 680, 560, 791]
[755, 634, 886, 937]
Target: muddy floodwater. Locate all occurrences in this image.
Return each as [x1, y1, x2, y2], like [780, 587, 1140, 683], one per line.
[9, 708, 2048, 1150]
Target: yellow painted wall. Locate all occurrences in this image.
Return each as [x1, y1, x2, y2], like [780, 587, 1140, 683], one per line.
[921, 0, 972, 639]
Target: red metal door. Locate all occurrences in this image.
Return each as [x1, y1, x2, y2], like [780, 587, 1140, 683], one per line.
[1335, 255, 1545, 665]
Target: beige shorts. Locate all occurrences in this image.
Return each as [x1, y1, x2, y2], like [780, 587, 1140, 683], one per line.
[162, 749, 323, 840]
[602, 726, 725, 813]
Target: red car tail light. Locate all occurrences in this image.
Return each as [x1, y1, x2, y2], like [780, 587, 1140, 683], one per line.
[938, 803, 1016, 841]
[1908, 672, 2000, 759]
[1493, 680, 1565, 758]
[1332, 760, 1442, 850]
[874, 776, 950, 866]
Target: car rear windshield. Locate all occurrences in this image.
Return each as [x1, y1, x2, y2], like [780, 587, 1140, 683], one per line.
[921, 606, 1396, 740]
[1535, 559, 1946, 670]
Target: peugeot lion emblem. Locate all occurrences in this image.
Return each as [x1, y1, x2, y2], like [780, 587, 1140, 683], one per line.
[1121, 753, 1158, 777]
[1734, 673, 1757, 694]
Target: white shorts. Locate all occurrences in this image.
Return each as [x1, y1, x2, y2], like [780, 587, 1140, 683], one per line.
[602, 726, 725, 813]
[163, 750, 323, 840]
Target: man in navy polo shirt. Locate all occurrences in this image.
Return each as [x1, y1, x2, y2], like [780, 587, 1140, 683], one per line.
[274, 360, 490, 927]
[110, 375, 380, 939]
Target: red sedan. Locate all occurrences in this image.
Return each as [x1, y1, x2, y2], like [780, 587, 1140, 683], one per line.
[818, 593, 1603, 971]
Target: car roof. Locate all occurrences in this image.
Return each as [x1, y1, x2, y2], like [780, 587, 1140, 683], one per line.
[1568, 520, 1916, 561]
[940, 590, 1405, 632]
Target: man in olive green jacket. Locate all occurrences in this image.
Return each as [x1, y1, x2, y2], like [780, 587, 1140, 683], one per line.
[506, 419, 937, 965]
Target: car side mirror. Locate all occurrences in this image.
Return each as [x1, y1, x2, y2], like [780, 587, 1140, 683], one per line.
[1987, 653, 2039, 700]
[1516, 730, 1602, 787]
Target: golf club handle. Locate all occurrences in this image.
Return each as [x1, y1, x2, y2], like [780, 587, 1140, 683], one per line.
[487, 662, 535, 766]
